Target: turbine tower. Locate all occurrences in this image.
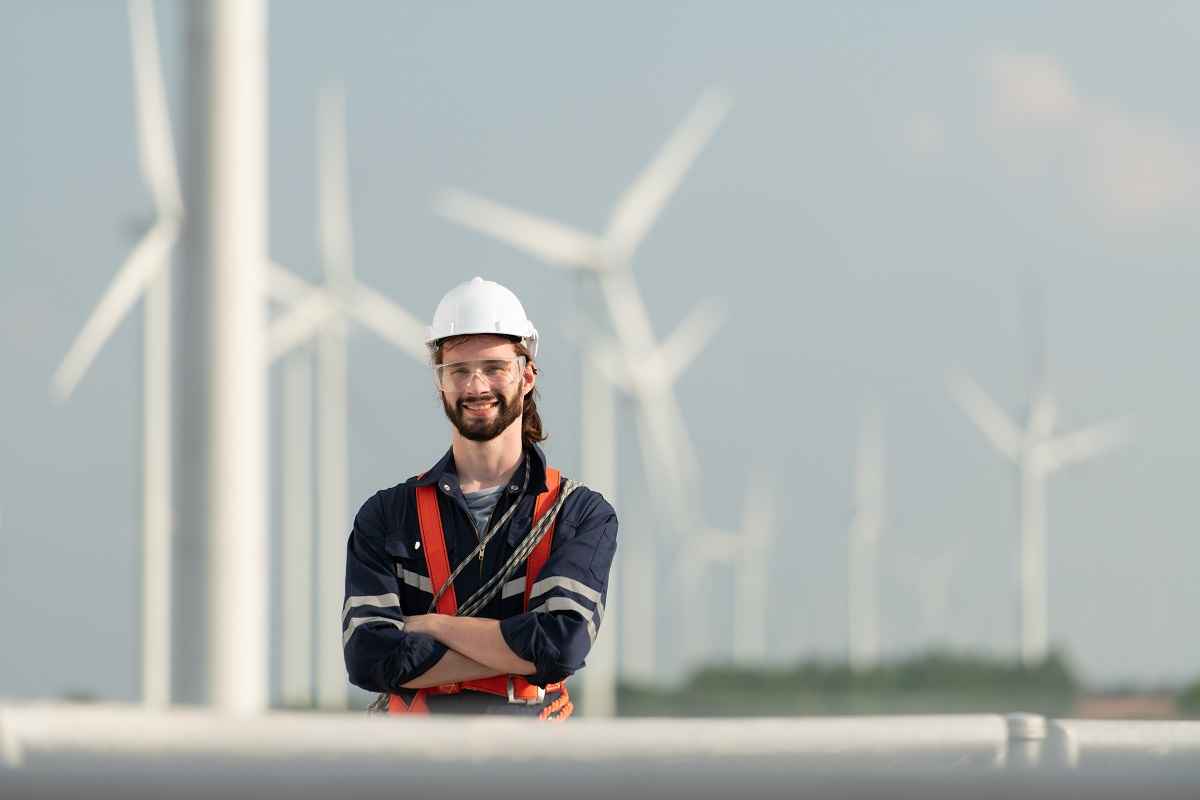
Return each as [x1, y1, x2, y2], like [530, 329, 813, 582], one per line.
[948, 290, 1131, 666]
[50, 0, 180, 708]
[733, 473, 776, 666]
[434, 88, 732, 704]
[673, 474, 776, 669]
[848, 406, 884, 672]
[266, 84, 428, 710]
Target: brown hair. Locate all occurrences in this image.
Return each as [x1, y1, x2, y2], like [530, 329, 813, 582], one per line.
[434, 336, 547, 447]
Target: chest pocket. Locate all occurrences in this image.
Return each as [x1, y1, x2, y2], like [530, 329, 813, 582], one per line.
[385, 535, 433, 608]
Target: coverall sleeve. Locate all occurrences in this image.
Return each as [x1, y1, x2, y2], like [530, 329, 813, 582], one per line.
[342, 491, 448, 692]
[499, 490, 618, 686]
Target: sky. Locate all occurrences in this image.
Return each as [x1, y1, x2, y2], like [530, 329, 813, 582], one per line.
[3, 1, 1200, 702]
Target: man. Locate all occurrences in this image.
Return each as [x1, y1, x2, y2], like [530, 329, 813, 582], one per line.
[343, 276, 618, 718]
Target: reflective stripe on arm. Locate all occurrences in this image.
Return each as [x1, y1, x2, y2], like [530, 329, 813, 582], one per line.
[342, 616, 405, 646]
[529, 596, 602, 642]
[341, 593, 402, 620]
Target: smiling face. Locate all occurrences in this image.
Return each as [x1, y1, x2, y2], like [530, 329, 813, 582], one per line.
[436, 334, 536, 443]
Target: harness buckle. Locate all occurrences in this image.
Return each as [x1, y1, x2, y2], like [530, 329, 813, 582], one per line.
[506, 675, 546, 705]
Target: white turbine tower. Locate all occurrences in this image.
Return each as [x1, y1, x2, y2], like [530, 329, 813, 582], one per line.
[948, 294, 1131, 666]
[266, 83, 428, 710]
[50, 0, 179, 708]
[435, 88, 732, 704]
[848, 407, 884, 672]
[673, 474, 776, 669]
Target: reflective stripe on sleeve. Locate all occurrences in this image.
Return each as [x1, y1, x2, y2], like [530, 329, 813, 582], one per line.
[529, 596, 599, 642]
[342, 615, 405, 646]
[501, 577, 526, 599]
[396, 567, 433, 594]
[528, 575, 602, 604]
[341, 593, 401, 620]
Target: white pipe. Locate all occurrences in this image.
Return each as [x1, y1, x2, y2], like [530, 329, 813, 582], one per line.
[0, 705, 1020, 767]
[142, 264, 171, 708]
[280, 350, 314, 707]
[315, 320, 349, 709]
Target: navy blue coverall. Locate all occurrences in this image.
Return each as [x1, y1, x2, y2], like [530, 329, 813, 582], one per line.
[342, 444, 618, 714]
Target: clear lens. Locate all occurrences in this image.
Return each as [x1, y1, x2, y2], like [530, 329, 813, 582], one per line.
[434, 356, 525, 392]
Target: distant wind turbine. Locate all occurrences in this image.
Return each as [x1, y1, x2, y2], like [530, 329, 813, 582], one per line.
[848, 406, 884, 672]
[49, 0, 182, 708]
[947, 289, 1131, 666]
[435, 89, 732, 703]
[673, 473, 776, 669]
[266, 84, 428, 710]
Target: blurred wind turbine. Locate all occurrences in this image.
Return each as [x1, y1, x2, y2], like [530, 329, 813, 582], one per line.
[848, 407, 884, 672]
[733, 474, 776, 665]
[435, 88, 731, 527]
[49, 0, 182, 708]
[947, 289, 1131, 666]
[435, 88, 732, 700]
[673, 473, 776, 668]
[266, 83, 428, 710]
[51, 0, 330, 710]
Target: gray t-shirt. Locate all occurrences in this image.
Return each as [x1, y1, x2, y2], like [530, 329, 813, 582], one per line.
[463, 484, 505, 535]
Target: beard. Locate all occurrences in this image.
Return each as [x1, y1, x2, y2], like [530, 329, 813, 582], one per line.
[442, 384, 524, 442]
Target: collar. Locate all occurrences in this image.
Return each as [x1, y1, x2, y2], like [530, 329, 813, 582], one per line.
[414, 443, 549, 496]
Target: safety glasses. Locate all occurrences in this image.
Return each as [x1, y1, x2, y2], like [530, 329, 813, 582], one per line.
[433, 356, 527, 392]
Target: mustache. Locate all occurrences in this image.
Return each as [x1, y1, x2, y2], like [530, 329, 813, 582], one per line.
[457, 392, 500, 407]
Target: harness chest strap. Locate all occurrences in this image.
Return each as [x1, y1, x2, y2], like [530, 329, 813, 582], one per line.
[388, 467, 563, 713]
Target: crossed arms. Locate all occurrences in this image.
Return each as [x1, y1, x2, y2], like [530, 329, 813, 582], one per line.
[399, 615, 535, 688]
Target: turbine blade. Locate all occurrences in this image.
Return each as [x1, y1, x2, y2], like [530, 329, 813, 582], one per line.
[265, 260, 317, 305]
[606, 87, 732, 256]
[347, 283, 429, 362]
[659, 298, 726, 382]
[434, 188, 602, 268]
[946, 368, 1022, 460]
[128, 0, 181, 215]
[266, 290, 337, 364]
[318, 83, 354, 286]
[51, 219, 178, 401]
[561, 315, 627, 390]
[633, 386, 702, 531]
[632, 399, 690, 523]
[1042, 417, 1132, 473]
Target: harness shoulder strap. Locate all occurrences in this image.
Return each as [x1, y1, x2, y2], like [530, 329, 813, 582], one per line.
[523, 467, 562, 610]
[415, 485, 458, 615]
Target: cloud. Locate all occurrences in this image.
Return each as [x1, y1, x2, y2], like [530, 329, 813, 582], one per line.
[979, 48, 1200, 227]
[984, 51, 1081, 129]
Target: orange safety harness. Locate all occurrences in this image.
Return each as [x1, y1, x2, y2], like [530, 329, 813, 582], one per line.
[386, 467, 573, 720]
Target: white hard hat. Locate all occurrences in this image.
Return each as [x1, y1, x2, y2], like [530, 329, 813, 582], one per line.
[426, 276, 539, 358]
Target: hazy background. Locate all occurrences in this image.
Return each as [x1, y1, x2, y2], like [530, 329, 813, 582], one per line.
[3, 1, 1198, 702]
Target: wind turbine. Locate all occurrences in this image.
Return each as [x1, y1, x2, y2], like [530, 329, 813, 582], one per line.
[265, 83, 428, 710]
[51, 0, 323, 710]
[434, 88, 733, 699]
[732, 473, 776, 666]
[673, 473, 776, 669]
[49, 0, 181, 708]
[848, 406, 884, 672]
[435, 88, 731, 528]
[947, 291, 1131, 666]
